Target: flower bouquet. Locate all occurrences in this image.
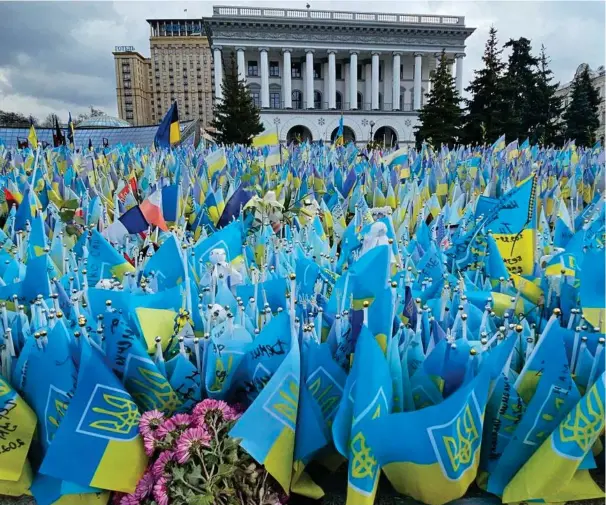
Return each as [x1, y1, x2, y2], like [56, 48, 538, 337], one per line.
[115, 399, 286, 505]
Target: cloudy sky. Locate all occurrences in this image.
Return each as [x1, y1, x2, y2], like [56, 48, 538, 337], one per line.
[0, 0, 604, 121]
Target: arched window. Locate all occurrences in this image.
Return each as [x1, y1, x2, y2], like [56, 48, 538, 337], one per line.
[292, 90, 302, 110]
[357, 92, 363, 109]
[314, 90, 323, 109]
[248, 83, 261, 108]
[269, 84, 281, 109]
[336, 91, 343, 110]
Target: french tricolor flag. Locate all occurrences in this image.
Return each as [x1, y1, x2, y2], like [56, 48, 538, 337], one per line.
[104, 190, 168, 244]
[140, 190, 168, 231]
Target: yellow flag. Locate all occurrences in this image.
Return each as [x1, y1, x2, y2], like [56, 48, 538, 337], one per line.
[28, 125, 37, 149]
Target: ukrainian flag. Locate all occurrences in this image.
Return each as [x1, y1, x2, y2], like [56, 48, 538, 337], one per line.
[86, 230, 135, 285]
[252, 129, 279, 148]
[365, 367, 491, 505]
[205, 148, 228, 179]
[154, 102, 180, 149]
[503, 373, 605, 503]
[0, 376, 36, 484]
[265, 144, 281, 167]
[491, 134, 506, 153]
[485, 174, 538, 276]
[579, 248, 605, 333]
[39, 343, 148, 493]
[193, 220, 244, 267]
[229, 326, 300, 493]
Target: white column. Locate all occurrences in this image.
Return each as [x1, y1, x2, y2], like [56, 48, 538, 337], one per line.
[344, 63, 350, 110]
[236, 47, 246, 82]
[302, 61, 307, 107]
[364, 63, 371, 111]
[371, 52, 380, 110]
[455, 53, 464, 95]
[260, 47, 269, 108]
[323, 62, 329, 109]
[283, 49, 292, 108]
[349, 52, 358, 109]
[392, 52, 401, 110]
[213, 46, 223, 101]
[306, 50, 314, 109]
[413, 52, 422, 110]
[328, 50, 336, 109]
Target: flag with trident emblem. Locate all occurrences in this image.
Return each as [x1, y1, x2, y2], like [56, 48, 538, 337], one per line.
[365, 366, 491, 505]
[332, 325, 392, 505]
[39, 342, 148, 493]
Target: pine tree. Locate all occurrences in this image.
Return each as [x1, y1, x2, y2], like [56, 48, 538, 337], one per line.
[462, 26, 507, 145]
[500, 37, 539, 141]
[415, 51, 463, 148]
[532, 45, 563, 145]
[562, 65, 601, 146]
[210, 55, 263, 145]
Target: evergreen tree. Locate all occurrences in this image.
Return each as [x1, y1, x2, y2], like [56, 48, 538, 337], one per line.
[500, 37, 539, 141]
[210, 55, 263, 145]
[562, 65, 601, 146]
[415, 51, 463, 148]
[532, 45, 563, 145]
[462, 26, 507, 145]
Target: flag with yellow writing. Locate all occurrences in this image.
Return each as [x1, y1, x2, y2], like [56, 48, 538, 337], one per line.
[229, 316, 300, 493]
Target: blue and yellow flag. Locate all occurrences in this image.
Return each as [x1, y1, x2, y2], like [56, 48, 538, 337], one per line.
[344, 326, 393, 505]
[39, 343, 148, 493]
[484, 174, 538, 276]
[0, 375, 36, 485]
[154, 102, 180, 149]
[503, 373, 605, 503]
[229, 323, 300, 493]
[87, 230, 135, 284]
[103, 311, 181, 414]
[252, 129, 279, 148]
[366, 367, 490, 505]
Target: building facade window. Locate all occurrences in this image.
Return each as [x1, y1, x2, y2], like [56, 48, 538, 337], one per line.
[269, 61, 280, 77]
[270, 91, 281, 108]
[357, 92, 363, 109]
[292, 90, 302, 109]
[336, 91, 343, 110]
[248, 60, 258, 76]
[291, 62, 302, 78]
[250, 90, 260, 108]
[336, 64, 342, 80]
[357, 64, 363, 79]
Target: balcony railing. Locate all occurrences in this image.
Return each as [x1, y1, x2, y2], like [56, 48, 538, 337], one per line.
[255, 101, 415, 111]
[213, 6, 465, 26]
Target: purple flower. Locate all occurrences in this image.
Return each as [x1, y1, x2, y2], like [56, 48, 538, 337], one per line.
[119, 495, 140, 505]
[171, 413, 192, 429]
[134, 470, 155, 500]
[143, 434, 157, 457]
[192, 399, 239, 426]
[155, 419, 177, 440]
[152, 450, 175, 479]
[153, 476, 169, 505]
[139, 410, 165, 437]
[175, 427, 211, 464]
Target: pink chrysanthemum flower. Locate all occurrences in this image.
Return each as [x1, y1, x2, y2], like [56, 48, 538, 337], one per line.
[143, 434, 157, 457]
[153, 476, 169, 505]
[192, 399, 238, 426]
[139, 410, 165, 437]
[152, 450, 175, 479]
[175, 427, 211, 464]
[119, 495, 139, 505]
[134, 470, 155, 500]
[171, 413, 192, 429]
[155, 419, 177, 440]
[112, 492, 126, 505]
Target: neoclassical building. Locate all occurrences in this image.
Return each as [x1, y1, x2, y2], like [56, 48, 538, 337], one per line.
[206, 5, 474, 145]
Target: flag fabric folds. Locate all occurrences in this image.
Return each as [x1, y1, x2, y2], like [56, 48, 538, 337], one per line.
[154, 102, 181, 149]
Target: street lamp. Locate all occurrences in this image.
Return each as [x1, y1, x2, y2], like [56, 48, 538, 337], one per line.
[369, 120, 375, 142]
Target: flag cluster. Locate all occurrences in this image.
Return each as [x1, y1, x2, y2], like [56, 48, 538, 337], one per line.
[0, 134, 602, 505]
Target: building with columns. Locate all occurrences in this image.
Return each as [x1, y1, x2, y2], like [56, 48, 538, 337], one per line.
[206, 5, 474, 145]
